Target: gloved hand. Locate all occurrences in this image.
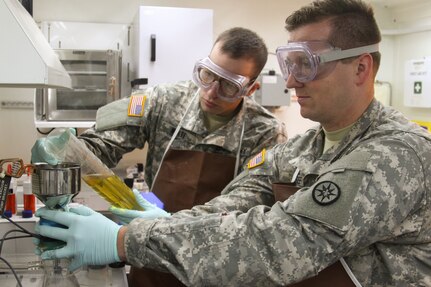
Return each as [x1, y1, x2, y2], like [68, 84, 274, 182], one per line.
[109, 189, 170, 224]
[31, 128, 76, 164]
[35, 205, 121, 272]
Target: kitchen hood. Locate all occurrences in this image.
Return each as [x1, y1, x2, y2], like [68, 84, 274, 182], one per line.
[0, 0, 71, 89]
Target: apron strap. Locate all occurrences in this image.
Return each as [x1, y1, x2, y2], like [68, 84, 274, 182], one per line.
[150, 90, 199, 191]
[233, 120, 245, 177]
[339, 258, 363, 287]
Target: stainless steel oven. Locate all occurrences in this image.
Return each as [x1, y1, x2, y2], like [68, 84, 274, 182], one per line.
[35, 49, 121, 121]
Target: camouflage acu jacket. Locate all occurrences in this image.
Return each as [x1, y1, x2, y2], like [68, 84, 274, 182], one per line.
[125, 99, 431, 286]
[79, 80, 287, 188]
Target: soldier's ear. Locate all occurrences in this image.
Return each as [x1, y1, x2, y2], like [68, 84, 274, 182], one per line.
[355, 53, 373, 86]
[245, 81, 260, 97]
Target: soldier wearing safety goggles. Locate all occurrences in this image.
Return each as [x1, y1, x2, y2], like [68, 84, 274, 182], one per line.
[276, 41, 379, 83]
[192, 57, 256, 102]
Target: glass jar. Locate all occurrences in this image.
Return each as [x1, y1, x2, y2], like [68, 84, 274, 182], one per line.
[42, 259, 80, 287]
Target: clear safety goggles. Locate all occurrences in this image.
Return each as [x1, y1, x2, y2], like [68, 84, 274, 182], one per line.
[276, 41, 379, 83]
[192, 57, 254, 102]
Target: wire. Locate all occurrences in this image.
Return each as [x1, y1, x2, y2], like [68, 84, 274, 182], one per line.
[0, 215, 41, 259]
[0, 214, 40, 238]
[0, 229, 33, 255]
[0, 235, 42, 272]
[0, 234, 33, 243]
[0, 257, 23, 287]
[0, 216, 40, 287]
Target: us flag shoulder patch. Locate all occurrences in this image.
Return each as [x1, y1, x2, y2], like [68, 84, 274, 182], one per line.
[128, 95, 147, 117]
[247, 149, 266, 169]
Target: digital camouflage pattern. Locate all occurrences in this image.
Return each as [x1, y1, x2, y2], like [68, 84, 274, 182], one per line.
[79, 80, 287, 188]
[124, 100, 431, 286]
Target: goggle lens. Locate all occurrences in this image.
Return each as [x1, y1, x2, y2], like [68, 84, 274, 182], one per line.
[197, 67, 240, 98]
[285, 52, 314, 81]
[198, 68, 217, 85]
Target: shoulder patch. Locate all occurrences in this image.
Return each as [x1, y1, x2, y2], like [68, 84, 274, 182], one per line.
[128, 95, 147, 117]
[312, 181, 340, 205]
[247, 149, 266, 169]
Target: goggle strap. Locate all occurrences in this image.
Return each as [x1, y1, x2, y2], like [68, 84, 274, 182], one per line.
[319, 43, 379, 63]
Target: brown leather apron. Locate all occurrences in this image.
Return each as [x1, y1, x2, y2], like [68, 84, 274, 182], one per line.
[128, 149, 236, 287]
[272, 183, 356, 287]
[152, 149, 236, 213]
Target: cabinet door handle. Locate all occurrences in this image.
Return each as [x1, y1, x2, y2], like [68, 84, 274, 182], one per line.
[151, 34, 156, 62]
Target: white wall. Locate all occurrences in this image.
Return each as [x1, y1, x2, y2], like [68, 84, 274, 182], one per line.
[377, 1, 431, 122]
[1, 0, 430, 167]
[0, 88, 38, 162]
[390, 31, 431, 122]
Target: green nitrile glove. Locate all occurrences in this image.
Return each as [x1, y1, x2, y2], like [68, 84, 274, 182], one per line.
[31, 128, 76, 164]
[35, 205, 121, 272]
[109, 189, 170, 224]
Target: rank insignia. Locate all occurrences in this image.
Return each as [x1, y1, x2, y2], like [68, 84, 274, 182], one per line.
[128, 95, 147, 117]
[247, 149, 266, 169]
[312, 181, 340, 205]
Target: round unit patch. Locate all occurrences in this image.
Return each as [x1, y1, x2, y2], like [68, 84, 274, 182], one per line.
[312, 181, 340, 206]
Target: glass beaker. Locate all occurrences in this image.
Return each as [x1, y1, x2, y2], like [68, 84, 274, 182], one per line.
[42, 259, 80, 287]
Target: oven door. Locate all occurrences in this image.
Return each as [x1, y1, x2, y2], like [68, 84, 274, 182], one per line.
[35, 49, 121, 122]
[36, 88, 105, 121]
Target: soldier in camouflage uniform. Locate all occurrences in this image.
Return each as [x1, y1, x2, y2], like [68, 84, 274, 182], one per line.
[32, 27, 287, 287]
[34, 0, 431, 286]
[78, 27, 287, 196]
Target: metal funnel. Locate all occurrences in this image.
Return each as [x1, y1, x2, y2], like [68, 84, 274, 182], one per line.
[31, 163, 81, 209]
